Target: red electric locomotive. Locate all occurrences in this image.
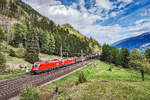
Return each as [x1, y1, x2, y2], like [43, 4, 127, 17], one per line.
[31, 58, 75, 74]
[61, 58, 75, 65]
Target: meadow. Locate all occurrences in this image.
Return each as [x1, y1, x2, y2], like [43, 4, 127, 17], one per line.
[40, 60, 150, 100]
[0, 53, 59, 81]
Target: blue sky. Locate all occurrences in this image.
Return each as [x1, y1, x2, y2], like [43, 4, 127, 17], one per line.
[22, 0, 150, 44]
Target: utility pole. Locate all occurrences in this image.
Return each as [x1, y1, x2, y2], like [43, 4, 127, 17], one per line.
[67, 52, 68, 58]
[81, 49, 83, 62]
[7, 22, 11, 50]
[60, 44, 62, 58]
[81, 49, 83, 57]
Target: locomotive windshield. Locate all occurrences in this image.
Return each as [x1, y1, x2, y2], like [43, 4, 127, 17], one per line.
[33, 64, 39, 68]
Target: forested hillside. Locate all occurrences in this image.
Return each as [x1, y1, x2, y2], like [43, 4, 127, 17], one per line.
[0, 0, 101, 58]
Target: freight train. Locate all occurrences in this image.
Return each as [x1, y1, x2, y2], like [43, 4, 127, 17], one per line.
[31, 56, 97, 74]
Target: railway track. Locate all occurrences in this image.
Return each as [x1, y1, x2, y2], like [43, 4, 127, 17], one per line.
[0, 60, 94, 100]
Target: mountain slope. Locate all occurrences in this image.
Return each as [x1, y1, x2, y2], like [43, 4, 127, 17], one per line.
[0, 0, 101, 56]
[112, 32, 150, 51]
[60, 24, 84, 38]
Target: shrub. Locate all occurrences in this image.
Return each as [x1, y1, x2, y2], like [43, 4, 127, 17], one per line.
[108, 64, 115, 71]
[78, 71, 87, 83]
[58, 96, 64, 100]
[0, 52, 6, 72]
[20, 87, 40, 100]
[67, 95, 72, 100]
[9, 49, 16, 57]
[75, 81, 79, 86]
[40, 92, 51, 100]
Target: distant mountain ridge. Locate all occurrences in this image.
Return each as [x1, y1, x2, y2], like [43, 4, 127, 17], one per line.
[112, 32, 150, 51]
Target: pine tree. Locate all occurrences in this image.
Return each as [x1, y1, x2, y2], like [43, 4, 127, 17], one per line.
[0, 27, 5, 43]
[39, 30, 50, 53]
[11, 22, 27, 47]
[100, 44, 112, 63]
[111, 47, 120, 66]
[0, 0, 9, 10]
[0, 26, 6, 72]
[119, 47, 130, 68]
[25, 28, 40, 63]
[48, 34, 55, 54]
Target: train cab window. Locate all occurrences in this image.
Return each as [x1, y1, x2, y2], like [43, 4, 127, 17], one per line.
[33, 64, 39, 68]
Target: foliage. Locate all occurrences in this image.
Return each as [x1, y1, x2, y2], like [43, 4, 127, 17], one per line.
[20, 87, 40, 100]
[100, 44, 112, 63]
[25, 28, 40, 63]
[49, 33, 55, 54]
[119, 47, 130, 68]
[78, 71, 87, 83]
[66, 95, 72, 100]
[111, 47, 120, 66]
[11, 22, 27, 47]
[129, 48, 143, 69]
[144, 48, 150, 62]
[101, 44, 131, 68]
[0, 26, 5, 43]
[0, 26, 5, 51]
[38, 29, 49, 53]
[108, 64, 115, 71]
[16, 43, 25, 58]
[0, 26, 6, 72]
[129, 48, 150, 73]
[9, 48, 16, 57]
[0, 52, 6, 72]
[0, 0, 9, 10]
[58, 96, 65, 100]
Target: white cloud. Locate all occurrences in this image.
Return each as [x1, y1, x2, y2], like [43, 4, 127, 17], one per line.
[72, 3, 77, 9]
[22, 0, 150, 44]
[135, 19, 150, 24]
[95, 0, 113, 10]
[110, 12, 117, 17]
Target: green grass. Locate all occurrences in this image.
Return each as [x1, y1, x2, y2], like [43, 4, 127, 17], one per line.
[40, 60, 150, 100]
[39, 53, 60, 61]
[0, 69, 29, 81]
[0, 44, 59, 81]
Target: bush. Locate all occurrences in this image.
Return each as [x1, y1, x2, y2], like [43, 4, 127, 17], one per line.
[108, 64, 115, 71]
[58, 96, 64, 100]
[67, 95, 72, 100]
[78, 71, 87, 83]
[75, 81, 79, 86]
[9, 49, 16, 57]
[20, 86, 40, 100]
[0, 52, 6, 72]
